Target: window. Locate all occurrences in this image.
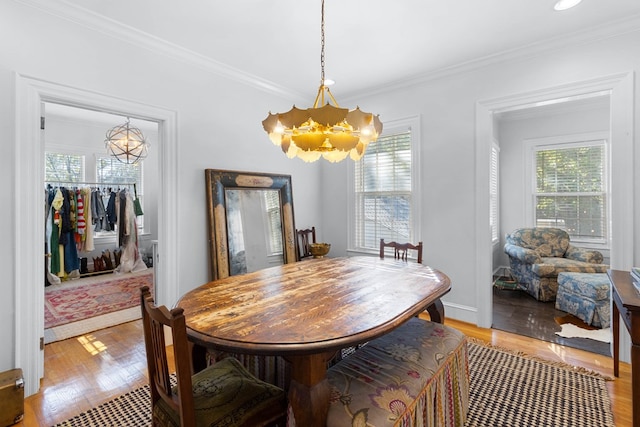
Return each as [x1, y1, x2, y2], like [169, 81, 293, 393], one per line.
[45, 152, 84, 183]
[96, 155, 144, 229]
[490, 141, 500, 244]
[264, 190, 283, 255]
[96, 155, 142, 188]
[528, 134, 608, 244]
[351, 117, 420, 252]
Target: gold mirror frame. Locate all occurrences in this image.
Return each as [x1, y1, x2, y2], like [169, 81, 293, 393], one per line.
[205, 169, 297, 280]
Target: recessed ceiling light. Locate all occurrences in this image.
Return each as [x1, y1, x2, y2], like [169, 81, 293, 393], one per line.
[554, 0, 582, 11]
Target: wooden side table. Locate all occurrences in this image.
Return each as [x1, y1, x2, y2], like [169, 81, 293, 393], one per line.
[607, 269, 640, 427]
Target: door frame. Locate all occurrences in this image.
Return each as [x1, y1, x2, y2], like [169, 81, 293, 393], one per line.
[474, 71, 634, 359]
[15, 74, 180, 396]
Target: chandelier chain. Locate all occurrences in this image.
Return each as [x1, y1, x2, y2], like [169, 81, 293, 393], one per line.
[320, 0, 325, 85]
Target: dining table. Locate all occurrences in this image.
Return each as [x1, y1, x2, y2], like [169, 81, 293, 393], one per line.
[176, 256, 451, 427]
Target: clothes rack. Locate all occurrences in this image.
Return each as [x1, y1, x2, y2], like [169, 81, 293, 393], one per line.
[45, 181, 135, 188]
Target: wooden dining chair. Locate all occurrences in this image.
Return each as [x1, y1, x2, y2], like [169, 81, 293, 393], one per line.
[380, 239, 423, 264]
[296, 226, 316, 260]
[139, 286, 287, 427]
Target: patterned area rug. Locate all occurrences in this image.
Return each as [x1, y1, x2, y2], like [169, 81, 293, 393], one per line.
[53, 341, 614, 427]
[44, 269, 153, 343]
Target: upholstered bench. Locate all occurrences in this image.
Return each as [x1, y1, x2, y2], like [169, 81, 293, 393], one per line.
[209, 319, 469, 427]
[324, 318, 469, 427]
[555, 272, 611, 328]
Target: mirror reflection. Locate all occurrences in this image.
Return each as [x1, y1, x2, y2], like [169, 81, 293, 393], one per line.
[225, 189, 283, 276]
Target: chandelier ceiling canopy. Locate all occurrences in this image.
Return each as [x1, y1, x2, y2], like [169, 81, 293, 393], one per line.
[262, 0, 382, 163]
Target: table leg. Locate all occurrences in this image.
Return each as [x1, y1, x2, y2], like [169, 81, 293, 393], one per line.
[613, 298, 619, 377]
[633, 342, 640, 427]
[426, 298, 445, 324]
[188, 342, 208, 375]
[286, 353, 333, 427]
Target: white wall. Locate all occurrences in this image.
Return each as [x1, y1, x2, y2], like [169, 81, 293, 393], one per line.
[495, 103, 611, 270]
[0, 66, 16, 370]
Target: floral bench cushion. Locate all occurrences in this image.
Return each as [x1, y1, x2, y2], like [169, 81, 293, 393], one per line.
[325, 318, 469, 427]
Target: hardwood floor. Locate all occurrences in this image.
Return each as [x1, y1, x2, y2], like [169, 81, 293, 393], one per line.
[21, 317, 632, 426]
[492, 286, 611, 356]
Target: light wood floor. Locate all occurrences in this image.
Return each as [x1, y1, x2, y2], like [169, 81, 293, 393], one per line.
[20, 318, 633, 426]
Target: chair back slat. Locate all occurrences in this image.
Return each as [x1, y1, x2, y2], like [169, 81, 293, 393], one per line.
[296, 227, 316, 260]
[380, 239, 423, 264]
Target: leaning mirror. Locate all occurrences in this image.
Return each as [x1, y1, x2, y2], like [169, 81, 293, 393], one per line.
[205, 169, 297, 280]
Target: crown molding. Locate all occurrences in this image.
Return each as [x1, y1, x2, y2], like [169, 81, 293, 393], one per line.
[16, 0, 640, 102]
[15, 0, 305, 100]
[341, 13, 640, 101]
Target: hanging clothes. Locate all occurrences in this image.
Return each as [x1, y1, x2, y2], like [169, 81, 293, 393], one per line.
[106, 191, 118, 231]
[91, 188, 110, 232]
[115, 189, 147, 274]
[80, 187, 95, 252]
[60, 188, 80, 276]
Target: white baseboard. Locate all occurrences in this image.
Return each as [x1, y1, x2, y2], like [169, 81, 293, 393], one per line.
[442, 301, 478, 325]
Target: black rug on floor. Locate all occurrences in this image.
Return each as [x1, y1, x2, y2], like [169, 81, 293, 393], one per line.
[492, 286, 611, 356]
[53, 342, 614, 427]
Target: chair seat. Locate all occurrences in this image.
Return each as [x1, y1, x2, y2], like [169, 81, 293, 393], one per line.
[153, 357, 286, 427]
[532, 258, 609, 277]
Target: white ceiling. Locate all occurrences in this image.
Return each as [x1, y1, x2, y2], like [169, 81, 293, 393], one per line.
[32, 0, 640, 101]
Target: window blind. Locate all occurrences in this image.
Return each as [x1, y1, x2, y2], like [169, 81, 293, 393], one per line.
[264, 190, 283, 255]
[354, 130, 412, 250]
[96, 156, 142, 187]
[534, 142, 606, 240]
[45, 152, 84, 183]
[490, 144, 499, 243]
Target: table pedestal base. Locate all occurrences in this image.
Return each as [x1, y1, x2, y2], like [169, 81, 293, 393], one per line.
[287, 353, 333, 427]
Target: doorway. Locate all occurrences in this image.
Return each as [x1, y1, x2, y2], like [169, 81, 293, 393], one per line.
[490, 94, 611, 355]
[15, 75, 180, 396]
[474, 72, 635, 359]
[43, 102, 159, 342]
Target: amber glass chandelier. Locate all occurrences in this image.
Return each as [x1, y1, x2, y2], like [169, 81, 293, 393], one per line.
[105, 118, 149, 164]
[262, 0, 382, 163]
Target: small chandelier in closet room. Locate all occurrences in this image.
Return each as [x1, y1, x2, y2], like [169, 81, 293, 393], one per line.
[105, 117, 149, 164]
[262, 0, 382, 163]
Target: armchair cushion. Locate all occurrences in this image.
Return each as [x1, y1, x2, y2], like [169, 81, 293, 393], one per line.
[565, 245, 604, 264]
[504, 227, 607, 301]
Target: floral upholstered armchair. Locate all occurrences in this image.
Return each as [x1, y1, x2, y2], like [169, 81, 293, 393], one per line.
[504, 227, 608, 301]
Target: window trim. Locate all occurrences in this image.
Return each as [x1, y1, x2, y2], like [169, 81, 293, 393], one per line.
[348, 115, 421, 255]
[523, 131, 609, 249]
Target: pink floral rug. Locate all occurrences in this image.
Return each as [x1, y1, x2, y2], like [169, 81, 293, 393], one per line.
[44, 270, 153, 329]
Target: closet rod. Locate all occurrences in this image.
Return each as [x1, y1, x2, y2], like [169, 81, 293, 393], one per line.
[45, 181, 135, 187]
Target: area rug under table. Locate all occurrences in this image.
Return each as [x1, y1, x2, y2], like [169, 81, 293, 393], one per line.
[44, 269, 153, 343]
[52, 341, 615, 427]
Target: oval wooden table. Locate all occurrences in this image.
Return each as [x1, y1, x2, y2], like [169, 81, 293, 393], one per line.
[177, 256, 451, 427]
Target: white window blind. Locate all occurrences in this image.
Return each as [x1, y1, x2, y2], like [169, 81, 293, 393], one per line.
[534, 142, 606, 241]
[490, 143, 499, 243]
[264, 190, 283, 255]
[96, 155, 144, 228]
[354, 130, 413, 250]
[96, 156, 142, 188]
[45, 152, 84, 183]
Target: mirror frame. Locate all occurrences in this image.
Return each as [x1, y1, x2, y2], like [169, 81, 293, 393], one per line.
[205, 169, 297, 280]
